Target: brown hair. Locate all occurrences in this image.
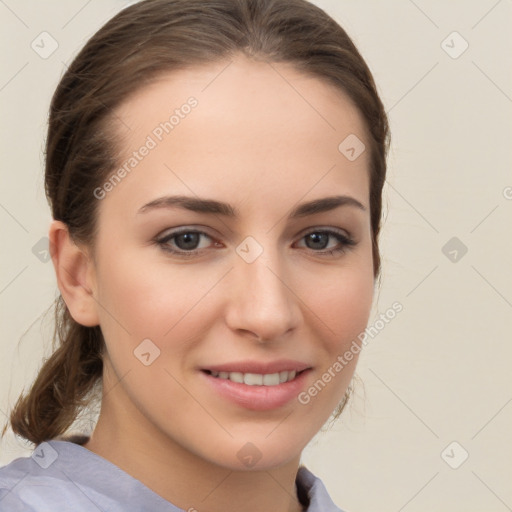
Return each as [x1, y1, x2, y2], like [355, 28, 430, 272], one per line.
[3, 0, 390, 445]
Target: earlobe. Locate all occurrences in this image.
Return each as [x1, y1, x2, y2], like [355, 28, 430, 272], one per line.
[48, 220, 100, 327]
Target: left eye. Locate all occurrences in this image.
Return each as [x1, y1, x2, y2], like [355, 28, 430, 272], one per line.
[296, 230, 354, 254]
[156, 228, 355, 258]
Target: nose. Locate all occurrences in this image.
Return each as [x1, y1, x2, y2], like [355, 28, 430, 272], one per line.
[224, 244, 302, 343]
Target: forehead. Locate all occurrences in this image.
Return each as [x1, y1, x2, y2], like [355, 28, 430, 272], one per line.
[105, 54, 370, 213]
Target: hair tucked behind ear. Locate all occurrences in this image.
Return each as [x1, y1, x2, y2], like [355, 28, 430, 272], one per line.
[3, 0, 389, 445]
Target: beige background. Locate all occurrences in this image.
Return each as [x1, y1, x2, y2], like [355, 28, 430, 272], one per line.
[1, 1, 511, 511]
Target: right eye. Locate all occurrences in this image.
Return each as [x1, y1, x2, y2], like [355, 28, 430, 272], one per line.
[155, 228, 221, 258]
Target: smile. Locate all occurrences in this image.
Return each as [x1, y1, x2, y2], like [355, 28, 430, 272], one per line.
[200, 361, 312, 410]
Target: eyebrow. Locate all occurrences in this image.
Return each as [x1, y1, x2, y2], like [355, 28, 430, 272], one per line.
[137, 194, 366, 219]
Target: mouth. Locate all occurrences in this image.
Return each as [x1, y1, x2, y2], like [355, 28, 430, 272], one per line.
[199, 361, 312, 411]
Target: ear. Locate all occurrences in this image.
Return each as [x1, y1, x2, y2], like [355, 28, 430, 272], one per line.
[49, 220, 99, 327]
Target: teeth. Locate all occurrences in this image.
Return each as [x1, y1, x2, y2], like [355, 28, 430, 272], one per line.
[229, 372, 244, 384]
[263, 373, 280, 386]
[244, 373, 263, 385]
[209, 370, 299, 386]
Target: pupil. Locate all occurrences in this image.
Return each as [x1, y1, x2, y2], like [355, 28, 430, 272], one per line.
[307, 233, 327, 249]
[178, 233, 199, 250]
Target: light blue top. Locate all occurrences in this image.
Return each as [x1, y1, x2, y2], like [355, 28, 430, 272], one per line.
[0, 435, 345, 511]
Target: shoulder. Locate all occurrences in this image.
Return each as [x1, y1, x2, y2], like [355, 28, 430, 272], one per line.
[0, 447, 62, 511]
[0, 439, 113, 511]
[0, 438, 182, 512]
[296, 466, 349, 512]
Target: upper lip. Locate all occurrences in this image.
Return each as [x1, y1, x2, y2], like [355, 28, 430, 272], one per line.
[202, 359, 311, 374]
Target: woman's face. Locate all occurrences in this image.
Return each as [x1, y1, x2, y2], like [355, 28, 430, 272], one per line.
[87, 54, 374, 470]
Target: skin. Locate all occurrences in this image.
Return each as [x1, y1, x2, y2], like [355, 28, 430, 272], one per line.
[50, 54, 375, 512]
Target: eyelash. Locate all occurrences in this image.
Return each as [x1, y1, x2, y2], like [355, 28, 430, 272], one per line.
[155, 227, 356, 259]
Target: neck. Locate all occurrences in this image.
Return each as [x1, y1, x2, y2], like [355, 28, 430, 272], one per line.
[83, 380, 305, 512]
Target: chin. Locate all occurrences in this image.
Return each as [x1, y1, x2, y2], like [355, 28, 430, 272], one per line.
[196, 428, 313, 472]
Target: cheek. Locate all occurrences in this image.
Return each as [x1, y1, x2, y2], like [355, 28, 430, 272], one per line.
[295, 267, 373, 414]
[302, 260, 375, 350]
[335, 274, 374, 347]
[93, 249, 221, 357]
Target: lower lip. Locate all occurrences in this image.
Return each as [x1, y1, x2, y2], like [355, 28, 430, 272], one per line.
[201, 370, 311, 411]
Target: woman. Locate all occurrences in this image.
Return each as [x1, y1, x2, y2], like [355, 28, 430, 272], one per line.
[0, 0, 390, 510]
